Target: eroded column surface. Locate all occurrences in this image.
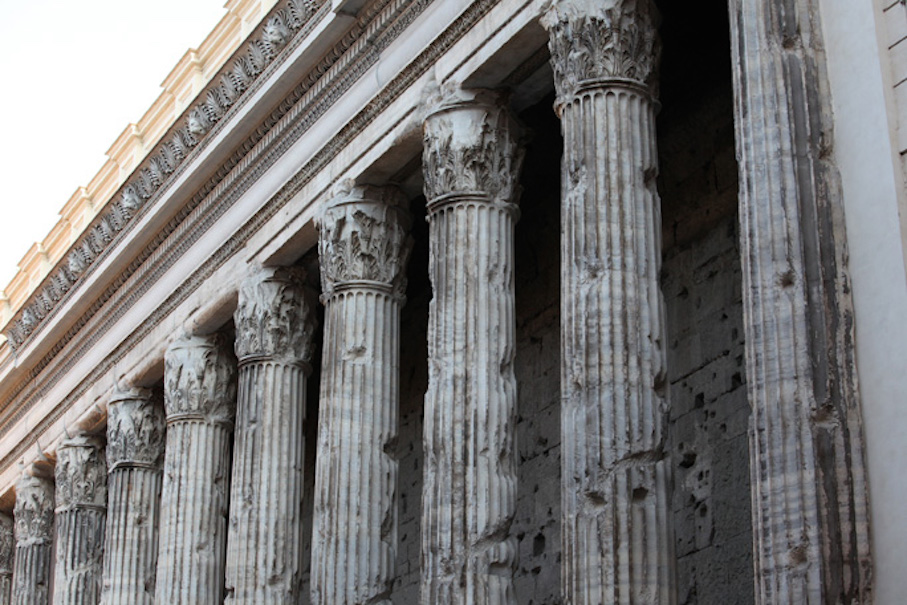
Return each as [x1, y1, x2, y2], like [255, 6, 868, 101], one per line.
[156, 334, 236, 604]
[310, 184, 411, 605]
[54, 435, 107, 605]
[102, 387, 165, 605]
[12, 473, 54, 605]
[225, 267, 316, 604]
[729, 0, 872, 601]
[421, 88, 523, 604]
[541, 1, 674, 602]
[0, 513, 13, 604]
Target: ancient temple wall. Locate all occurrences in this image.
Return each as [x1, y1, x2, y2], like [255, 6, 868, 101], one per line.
[656, 4, 754, 602]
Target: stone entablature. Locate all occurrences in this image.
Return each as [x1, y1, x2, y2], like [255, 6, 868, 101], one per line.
[0, 0, 283, 343]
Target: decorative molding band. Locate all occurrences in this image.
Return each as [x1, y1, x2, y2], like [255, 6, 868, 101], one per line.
[0, 0, 419, 424]
[0, 0, 505, 485]
[3, 0, 326, 351]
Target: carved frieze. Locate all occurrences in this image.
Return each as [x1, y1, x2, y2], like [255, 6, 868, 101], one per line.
[422, 88, 524, 208]
[14, 473, 54, 545]
[164, 334, 237, 424]
[317, 183, 413, 300]
[2, 0, 323, 351]
[55, 435, 107, 511]
[107, 387, 166, 469]
[541, 0, 660, 104]
[234, 267, 318, 363]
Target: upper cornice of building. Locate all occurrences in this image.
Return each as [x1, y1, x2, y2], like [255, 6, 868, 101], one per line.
[0, 0, 282, 343]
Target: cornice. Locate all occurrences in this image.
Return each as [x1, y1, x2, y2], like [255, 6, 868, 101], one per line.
[0, 0, 506, 482]
[2, 0, 325, 352]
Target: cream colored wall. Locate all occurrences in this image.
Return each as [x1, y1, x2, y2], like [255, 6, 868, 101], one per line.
[0, 0, 279, 335]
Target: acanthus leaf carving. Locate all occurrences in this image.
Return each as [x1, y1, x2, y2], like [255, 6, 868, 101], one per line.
[541, 0, 661, 105]
[317, 182, 413, 300]
[234, 267, 317, 363]
[55, 435, 107, 510]
[164, 334, 237, 424]
[14, 473, 54, 545]
[106, 387, 166, 469]
[422, 87, 524, 208]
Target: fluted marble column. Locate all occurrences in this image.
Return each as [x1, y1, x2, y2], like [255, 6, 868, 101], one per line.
[310, 184, 411, 605]
[729, 0, 872, 602]
[102, 387, 165, 605]
[225, 267, 316, 604]
[156, 334, 236, 603]
[0, 513, 13, 604]
[54, 435, 107, 604]
[12, 473, 54, 605]
[421, 88, 523, 604]
[541, 1, 674, 602]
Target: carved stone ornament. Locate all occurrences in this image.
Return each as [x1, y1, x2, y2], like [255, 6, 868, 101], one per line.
[0, 513, 12, 573]
[317, 182, 413, 300]
[234, 266, 318, 363]
[422, 87, 524, 208]
[164, 334, 237, 424]
[541, 0, 661, 105]
[55, 435, 107, 511]
[14, 473, 54, 545]
[107, 387, 166, 469]
[1, 0, 322, 352]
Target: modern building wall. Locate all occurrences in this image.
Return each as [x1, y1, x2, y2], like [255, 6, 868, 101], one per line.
[822, 0, 907, 601]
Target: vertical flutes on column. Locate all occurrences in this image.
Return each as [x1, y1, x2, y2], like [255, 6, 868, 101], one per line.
[54, 435, 107, 605]
[156, 334, 236, 604]
[728, 0, 872, 601]
[12, 472, 54, 605]
[421, 87, 523, 604]
[310, 183, 411, 605]
[102, 387, 165, 605]
[225, 266, 317, 604]
[0, 513, 13, 605]
[541, 1, 675, 602]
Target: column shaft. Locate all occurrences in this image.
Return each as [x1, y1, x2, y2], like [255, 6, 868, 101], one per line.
[54, 435, 107, 605]
[226, 267, 316, 604]
[0, 513, 12, 605]
[156, 334, 236, 604]
[102, 388, 165, 605]
[728, 0, 872, 601]
[311, 185, 411, 605]
[542, 1, 674, 602]
[421, 90, 522, 604]
[12, 474, 54, 605]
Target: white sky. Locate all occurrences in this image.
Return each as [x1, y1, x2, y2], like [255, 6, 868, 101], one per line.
[0, 0, 228, 289]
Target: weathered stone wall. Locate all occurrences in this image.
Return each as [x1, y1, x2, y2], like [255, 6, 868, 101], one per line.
[659, 1, 754, 601]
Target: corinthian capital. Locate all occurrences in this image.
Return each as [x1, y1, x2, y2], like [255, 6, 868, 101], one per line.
[55, 435, 107, 511]
[541, 0, 661, 103]
[164, 334, 237, 424]
[422, 88, 524, 208]
[234, 267, 317, 364]
[14, 473, 54, 545]
[107, 387, 165, 469]
[317, 183, 413, 300]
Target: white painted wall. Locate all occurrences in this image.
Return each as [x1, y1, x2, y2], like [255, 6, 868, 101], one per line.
[820, 1, 907, 602]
